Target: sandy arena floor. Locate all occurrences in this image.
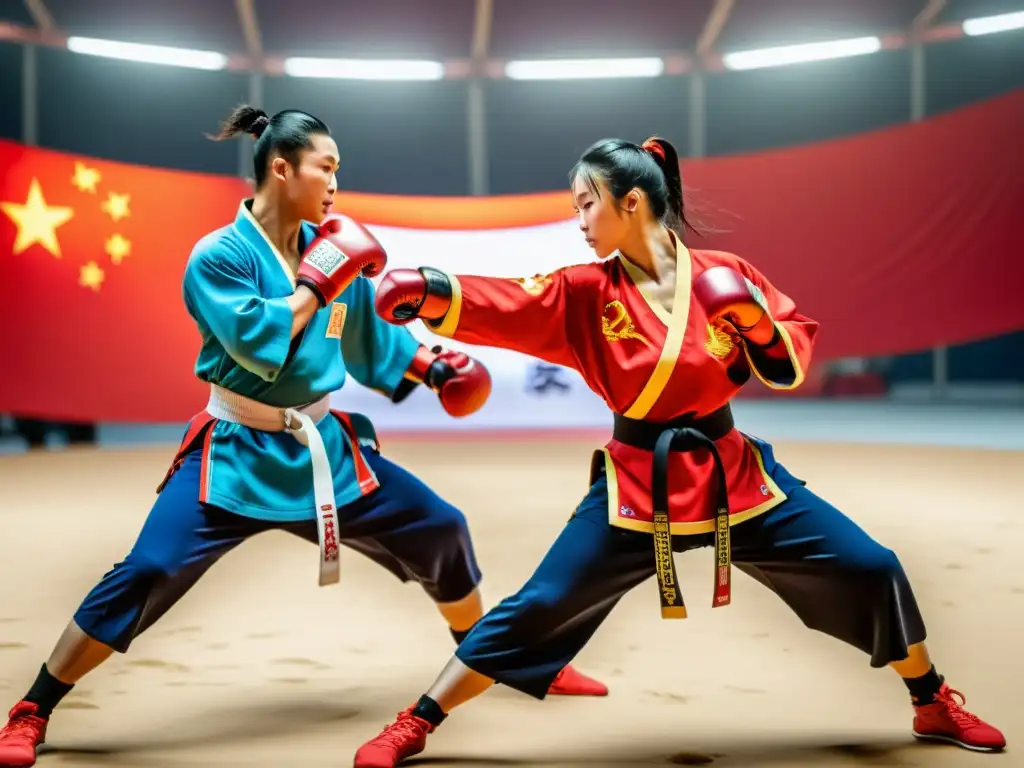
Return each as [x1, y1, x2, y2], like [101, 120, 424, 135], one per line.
[0, 437, 1020, 767]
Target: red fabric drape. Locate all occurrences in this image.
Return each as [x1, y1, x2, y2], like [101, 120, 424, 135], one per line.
[1, 90, 1022, 422]
[686, 88, 1024, 360]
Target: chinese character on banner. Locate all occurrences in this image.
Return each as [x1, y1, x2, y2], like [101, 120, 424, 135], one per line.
[526, 362, 571, 396]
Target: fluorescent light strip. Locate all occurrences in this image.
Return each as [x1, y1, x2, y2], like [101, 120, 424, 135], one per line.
[283, 58, 445, 80]
[504, 57, 664, 80]
[66, 36, 227, 70]
[722, 36, 882, 71]
[962, 11, 1024, 36]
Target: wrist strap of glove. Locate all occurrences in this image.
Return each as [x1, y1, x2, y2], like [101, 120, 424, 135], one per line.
[406, 346, 438, 384]
[405, 345, 454, 391]
[296, 277, 328, 307]
[418, 267, 453, 321]
[393, 346, 441, 404]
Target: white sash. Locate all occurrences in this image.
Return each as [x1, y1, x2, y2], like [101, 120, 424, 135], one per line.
[205, 384, 341, 587]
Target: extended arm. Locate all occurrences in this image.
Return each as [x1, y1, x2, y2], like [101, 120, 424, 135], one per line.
[373, 266, 580, 371]
[341, 275, 491, 417]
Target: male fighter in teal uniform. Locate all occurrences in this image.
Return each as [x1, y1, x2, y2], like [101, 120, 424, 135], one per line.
[0, 105, 606, 767]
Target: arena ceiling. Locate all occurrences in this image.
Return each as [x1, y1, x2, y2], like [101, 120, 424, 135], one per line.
[1, 0, 1022, 74]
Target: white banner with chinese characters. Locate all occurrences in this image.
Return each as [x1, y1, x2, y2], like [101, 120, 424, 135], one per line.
[328, 219, 614, 431]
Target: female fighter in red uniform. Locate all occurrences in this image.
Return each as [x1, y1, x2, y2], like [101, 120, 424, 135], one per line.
[353, 136, 1006, 767]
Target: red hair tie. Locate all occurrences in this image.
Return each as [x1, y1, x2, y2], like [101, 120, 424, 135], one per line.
[641, 139, 665, 161]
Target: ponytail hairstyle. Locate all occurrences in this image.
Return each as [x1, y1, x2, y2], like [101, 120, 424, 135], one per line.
[570, 136, 697, 238]
[209, 104, 331, 188]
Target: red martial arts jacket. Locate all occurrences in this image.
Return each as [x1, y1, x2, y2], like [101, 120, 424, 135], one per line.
[426, 235, 819, 538]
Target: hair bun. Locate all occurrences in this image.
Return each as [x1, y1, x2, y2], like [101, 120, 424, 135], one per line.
[641, 138, 666, 163]
[248, 113, 270, 139]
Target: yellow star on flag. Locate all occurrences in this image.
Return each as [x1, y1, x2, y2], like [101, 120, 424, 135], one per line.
[0, 178, 75, 258]
[80, 261, 105, 292]
[105, 234, 131, 265]
[101, 192, 131, 222]
[72, 162, 101, 194]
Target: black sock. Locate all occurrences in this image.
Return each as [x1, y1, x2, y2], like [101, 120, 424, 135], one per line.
[904, 665, 944, 705]
[23, 664, 74, 718]
[411, 694, 447, 728]
[450, 626, 472, 645]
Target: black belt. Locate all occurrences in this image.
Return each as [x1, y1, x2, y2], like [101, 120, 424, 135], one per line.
[612, 404, 735, 619]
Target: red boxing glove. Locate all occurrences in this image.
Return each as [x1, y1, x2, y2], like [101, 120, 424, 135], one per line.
[408, 345, 491, 418]
[297, 214, 387, 306]
[693, 266, 776, 346]
[375, 268, 453, 326]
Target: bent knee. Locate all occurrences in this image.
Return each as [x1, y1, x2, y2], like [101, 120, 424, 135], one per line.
[851, 544, 904, 578]
[121, 549, 184, 581]
[424, 502, 472, 542]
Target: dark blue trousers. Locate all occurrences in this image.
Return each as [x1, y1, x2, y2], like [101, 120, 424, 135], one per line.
[73, 446, 482, 653]
[455, 439, 927, 699]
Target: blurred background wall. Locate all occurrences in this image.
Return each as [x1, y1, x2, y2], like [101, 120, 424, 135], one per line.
[1, 0, 1023, 447]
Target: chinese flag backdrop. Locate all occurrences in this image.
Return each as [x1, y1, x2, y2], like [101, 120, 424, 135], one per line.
[1, 89, 1023, 423]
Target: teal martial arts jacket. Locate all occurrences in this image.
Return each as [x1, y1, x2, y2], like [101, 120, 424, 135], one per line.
[172, 199, 421, 522]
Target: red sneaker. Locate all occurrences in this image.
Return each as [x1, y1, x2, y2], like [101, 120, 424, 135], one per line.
[353, 706, 434, 768]
[547, 664, 609, 697]
[0, 701, 47, 767]
[912, 683, 1006, 752]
